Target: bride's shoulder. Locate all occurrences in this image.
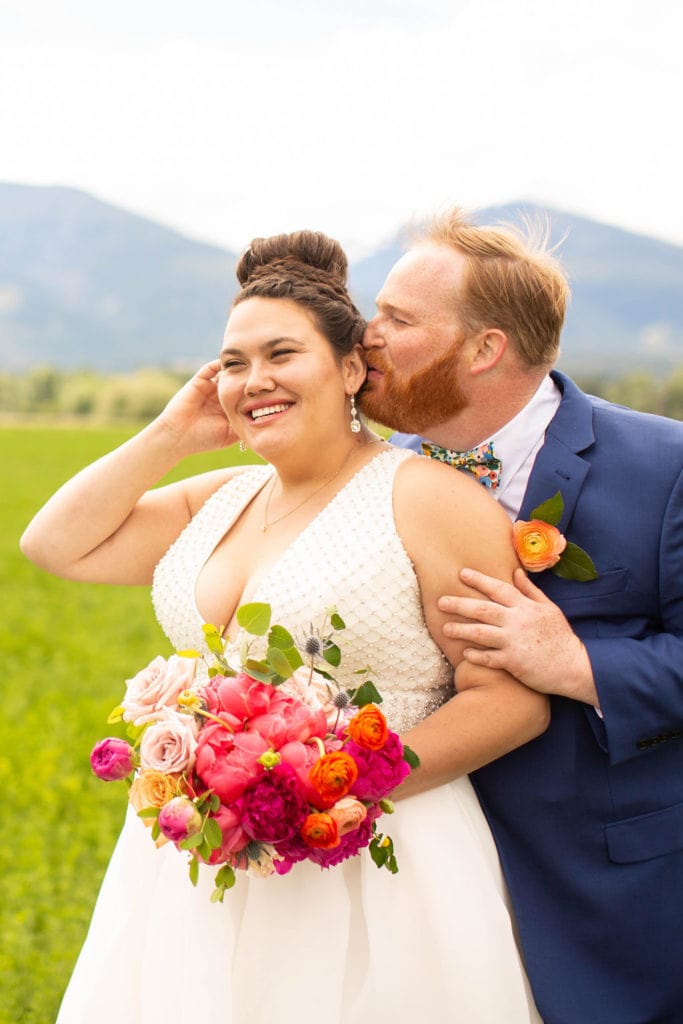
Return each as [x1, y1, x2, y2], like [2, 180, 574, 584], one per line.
[392, 451, 509, 531]
[184, 463, 271, 515]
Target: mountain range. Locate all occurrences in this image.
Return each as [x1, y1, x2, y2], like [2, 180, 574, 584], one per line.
[1, 182, 682, 375]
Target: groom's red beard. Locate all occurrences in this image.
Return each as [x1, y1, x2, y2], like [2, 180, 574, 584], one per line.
[360, 342, 468, 434]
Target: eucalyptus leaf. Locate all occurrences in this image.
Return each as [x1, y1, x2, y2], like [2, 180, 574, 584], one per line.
[179, 832, 204, 851]
[268, 624, 295, 649]
[203, 817, 223, 850]
[236, 602, 272, 636]
[266, 645, 296, 680]
[530, 491, 564, 525]
[136, 806, 160, 819]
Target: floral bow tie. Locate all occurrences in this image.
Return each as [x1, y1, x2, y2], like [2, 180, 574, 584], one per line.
[421, 440, 502, 491]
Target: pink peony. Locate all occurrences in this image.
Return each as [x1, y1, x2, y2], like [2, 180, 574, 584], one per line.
[240, 763, 309, 843]
[195, 727, 269, 803]
[207, 802, 250, 864]
[122, 655, 197, 726]
[158, 796, 202, 843]
[345, 733, 410, 802]
[139, 713, 198, 774]
[279, 666, 340, 731]
[90, 737, 135, 781]
[200, 673, 275, 729]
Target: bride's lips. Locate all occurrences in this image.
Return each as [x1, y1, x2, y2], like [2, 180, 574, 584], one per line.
[242, 401, 294, 424]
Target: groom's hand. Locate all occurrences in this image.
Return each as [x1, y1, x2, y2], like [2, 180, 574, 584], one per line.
[439, 567, 600, 707]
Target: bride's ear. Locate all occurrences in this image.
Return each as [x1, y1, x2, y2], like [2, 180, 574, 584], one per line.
[342, 345, 367, 395]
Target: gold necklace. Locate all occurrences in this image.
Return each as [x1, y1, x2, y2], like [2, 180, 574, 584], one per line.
[260, 439, 386, 533]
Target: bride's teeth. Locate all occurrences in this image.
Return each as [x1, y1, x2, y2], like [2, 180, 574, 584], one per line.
[251, 404, 289, 420]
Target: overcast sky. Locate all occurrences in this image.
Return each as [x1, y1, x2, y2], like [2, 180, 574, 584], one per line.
[1, 0, 682, 256]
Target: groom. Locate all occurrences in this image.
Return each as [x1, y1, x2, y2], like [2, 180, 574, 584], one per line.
[361, 208, 683, 1024]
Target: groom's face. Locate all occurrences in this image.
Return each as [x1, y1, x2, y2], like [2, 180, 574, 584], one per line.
[361, 244, 470, 433]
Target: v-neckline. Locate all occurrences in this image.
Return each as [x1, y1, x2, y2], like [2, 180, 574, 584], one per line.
[193, 449, 393, 640]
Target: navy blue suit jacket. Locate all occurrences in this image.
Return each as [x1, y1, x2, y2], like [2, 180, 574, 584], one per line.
[393, 372, 683, 1024]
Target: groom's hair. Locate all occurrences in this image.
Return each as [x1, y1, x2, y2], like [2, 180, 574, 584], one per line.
[233, 231, 366, 359]
[417, 208, 570, 367]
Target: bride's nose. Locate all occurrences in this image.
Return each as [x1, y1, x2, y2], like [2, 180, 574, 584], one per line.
[244, 360, 276, 395]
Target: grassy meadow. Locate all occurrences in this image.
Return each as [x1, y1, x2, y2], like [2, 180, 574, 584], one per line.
[0, 425, 247, 1024]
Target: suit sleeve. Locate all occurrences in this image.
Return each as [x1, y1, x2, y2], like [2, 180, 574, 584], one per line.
[583, 464, 683, 766]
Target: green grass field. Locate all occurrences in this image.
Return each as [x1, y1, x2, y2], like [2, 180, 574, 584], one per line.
[0, 426, 248, 1023]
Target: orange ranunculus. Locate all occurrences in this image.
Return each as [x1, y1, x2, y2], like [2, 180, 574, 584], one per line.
[513, 519, 567, 573]
[309, 751, 359, 807]
[347, 704, 389, 751]
[301, 812, 340, 849]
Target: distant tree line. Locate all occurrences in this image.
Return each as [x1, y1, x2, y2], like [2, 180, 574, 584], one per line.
[1, 365, 682, 422]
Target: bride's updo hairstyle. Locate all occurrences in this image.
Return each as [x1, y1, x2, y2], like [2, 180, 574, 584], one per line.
[233, 230, 366, 359]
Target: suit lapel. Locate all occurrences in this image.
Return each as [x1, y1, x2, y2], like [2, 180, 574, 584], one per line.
[519, 372, 595, 533]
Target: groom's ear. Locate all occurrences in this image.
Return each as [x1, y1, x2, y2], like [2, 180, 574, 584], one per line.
[468, 328, 508, 376]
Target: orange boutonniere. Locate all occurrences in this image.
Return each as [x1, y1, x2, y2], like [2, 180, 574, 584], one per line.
[514, 492, 598, 581]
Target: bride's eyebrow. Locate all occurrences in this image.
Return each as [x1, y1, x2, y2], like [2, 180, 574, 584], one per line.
[219, 337, 304, 358]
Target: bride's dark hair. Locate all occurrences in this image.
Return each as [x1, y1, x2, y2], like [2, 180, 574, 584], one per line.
[233, 230, 366, 358]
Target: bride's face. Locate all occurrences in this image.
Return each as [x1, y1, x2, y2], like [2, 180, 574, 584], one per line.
[217, 297, 364, 459]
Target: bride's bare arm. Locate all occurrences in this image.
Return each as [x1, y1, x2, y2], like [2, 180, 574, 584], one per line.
[20, 361, 240, 585]
[392, 457, 550, 797]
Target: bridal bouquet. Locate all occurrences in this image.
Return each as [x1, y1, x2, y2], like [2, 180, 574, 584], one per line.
[90, 604, 418, 901]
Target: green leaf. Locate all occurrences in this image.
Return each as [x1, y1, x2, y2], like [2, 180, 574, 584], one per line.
[203, 817, 223, 850]
[214, 864, 236, 888]
[210, 887, 225, 903]
[151, 821, 161, 841]
[322, 642, 341, 668]
[189, 856, 199, 887]
[106, 705, 125, 724]
[202, 623, 226, 656]
[352, 680, 383, 707]
[553, 542, 599, 581]
[330, 612, 346, 631]
[268, 624, 295, 649]
[266, 645, 296, 680]
[175, 648, 201, 659]
[236, 602, 272, 636]
[209, 793, 221, 813]
[402, 744, 421, 769]
[179, 832, 204, 851]
[214, 864, 236, 889]
[137, 806, 160, 819]
[243, 659, 274, 684]
[530, 490, 564, 525]
[369, 839, 388, 868]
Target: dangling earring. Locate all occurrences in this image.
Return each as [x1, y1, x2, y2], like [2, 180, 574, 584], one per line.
[239, 440, 248, 453]
[350, 394, 361, 434]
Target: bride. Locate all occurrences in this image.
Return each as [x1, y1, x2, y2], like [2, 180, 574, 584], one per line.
[21, 230, 546, 1023]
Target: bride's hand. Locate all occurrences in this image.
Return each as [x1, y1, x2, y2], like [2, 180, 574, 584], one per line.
[155, 360, 238, 455]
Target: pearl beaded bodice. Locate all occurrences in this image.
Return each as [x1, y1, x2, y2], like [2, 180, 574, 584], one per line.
[152, 448, 453, 733]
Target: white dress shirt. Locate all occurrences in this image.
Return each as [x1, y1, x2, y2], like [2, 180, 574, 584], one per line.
[474, 374, 561, 522]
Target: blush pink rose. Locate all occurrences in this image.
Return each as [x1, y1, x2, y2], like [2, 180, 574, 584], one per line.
[195, 727, 269, 803]
[280, 667, 340, 730]
[122, 655, 197, 726]
[139, 713, 198, 774]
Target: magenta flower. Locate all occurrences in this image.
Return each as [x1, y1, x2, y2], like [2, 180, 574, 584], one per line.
[158, 796, 203, 844]
[241, 763, 308, 843]
[345, 733, 410, 802]
[90, 737, 135, 781]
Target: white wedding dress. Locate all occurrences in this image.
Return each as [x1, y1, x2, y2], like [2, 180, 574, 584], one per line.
[56, 448, 540, 1024]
